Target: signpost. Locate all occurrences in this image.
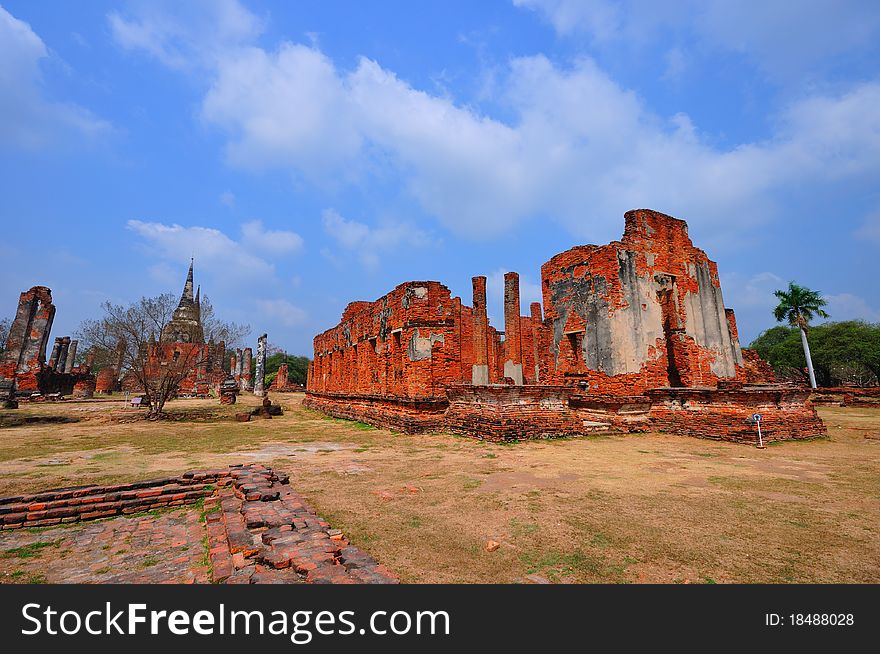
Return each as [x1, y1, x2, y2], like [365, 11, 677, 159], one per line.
[752, 413, 765, 449]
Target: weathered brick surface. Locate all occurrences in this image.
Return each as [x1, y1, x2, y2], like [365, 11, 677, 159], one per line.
[0, 464, 397, 585]
[304, 391, 448, 432]
[270, 363, 304, 392]
[740, 348, 777, 384]
[645, 386, 827, 443]
[0, 471, 231, 530]
[811, 387, 880, 408]
[305, 209, 825, 444]
[0, 286, 95, 402]
[209, 464, 397, 584]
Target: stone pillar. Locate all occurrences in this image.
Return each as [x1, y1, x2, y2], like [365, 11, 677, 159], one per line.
[530, 302, 543, 383]
[234, 349, 243, 387]
[254, 334, 267, 396]
[471, 276, 489, 385]
[241, 347, 253, 391]
[56, 336, 71, 373]
[64, 340, 78, 373]
[503, 272, 523, 385]
[48, 337, 63, 370]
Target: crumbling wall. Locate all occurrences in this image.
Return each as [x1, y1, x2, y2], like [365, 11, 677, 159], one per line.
[646, 386, 826, 443]
[308, 281, 468, 400]
[740, 348, 777, 384]
[537, 209, 743, 394]
[0, 286, 56, 398]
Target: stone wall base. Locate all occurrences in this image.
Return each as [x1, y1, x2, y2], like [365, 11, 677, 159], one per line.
[305, 384, 827, 444]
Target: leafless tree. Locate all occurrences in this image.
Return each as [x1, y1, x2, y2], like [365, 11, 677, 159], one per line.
[76, 294, 196, 417]
[200, 295, 250, 349]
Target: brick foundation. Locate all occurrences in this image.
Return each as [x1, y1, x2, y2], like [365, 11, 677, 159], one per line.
[811, 387, 880, 408]
[303, 391, 448, 432]
[0, 471, 228, 530]
[645, 386, 827, 443]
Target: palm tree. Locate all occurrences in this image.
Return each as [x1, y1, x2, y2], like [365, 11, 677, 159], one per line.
[773, 282, 829, 388]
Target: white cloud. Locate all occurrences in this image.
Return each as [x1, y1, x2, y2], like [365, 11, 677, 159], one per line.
[824, 293, 880, 323]
[109, 0, 880, 246]
[513, 0, 625, 41]
[515, 0, 880, 79]
[321, 209, 433, 269]
[240, 220, 304, 256]
[202, 43, 362, 178]
[205, 44, 880, 244]
[108, 0, 264, 70]
[0, 6, 110, 148]
[254, 299, 307, 327]
[720, 271, 784, 310]
[126, 219, 277, 284]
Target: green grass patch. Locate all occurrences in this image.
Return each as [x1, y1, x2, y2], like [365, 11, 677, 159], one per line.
[3, 540, 61, 559]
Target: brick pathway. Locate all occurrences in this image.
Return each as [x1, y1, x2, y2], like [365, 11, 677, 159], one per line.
[0, 464, 396, 585]
[206, 464, 397, 584]
[0, 508, 209, 584]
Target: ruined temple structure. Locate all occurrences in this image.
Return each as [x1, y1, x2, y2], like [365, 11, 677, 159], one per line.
[305, 209, 825, 444]
[121, 261, 227, 397]
[0, 286, 95, 405]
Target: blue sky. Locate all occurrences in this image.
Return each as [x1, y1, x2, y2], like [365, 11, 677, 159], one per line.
[1, 0, 878, 356]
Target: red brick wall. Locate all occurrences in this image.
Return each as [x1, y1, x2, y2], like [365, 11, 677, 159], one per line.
[303, 391, 448, 433]
[741, 348, 777, 384]
[537, 209, 743, 394]
[645, 387, 826, 443]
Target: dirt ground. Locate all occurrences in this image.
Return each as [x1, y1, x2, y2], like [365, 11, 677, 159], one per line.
[1, 394, 878, 584]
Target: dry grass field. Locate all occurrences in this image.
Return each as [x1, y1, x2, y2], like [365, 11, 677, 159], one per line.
[1, 394, 878, 583]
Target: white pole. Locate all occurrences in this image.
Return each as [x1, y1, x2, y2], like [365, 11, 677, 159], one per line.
[800, 326, 817, 389]
[756, 419, 764, 449]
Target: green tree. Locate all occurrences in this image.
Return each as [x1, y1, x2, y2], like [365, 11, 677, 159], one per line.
[750, 321, 880, 387]
[809, 321, 880, 386]
[264, 350, 310, 387]
[772, 282, 829, 388]
[749, 325, 795, 363]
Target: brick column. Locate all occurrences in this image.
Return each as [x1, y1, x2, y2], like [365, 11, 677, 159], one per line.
[56, 336, 71, 373]
[503, 272, 523, 385]
[471, 276, 489, 385]
[64, 340, 78, 373]
[530, 302, 542, 383]
[241, 347, 253, 391]
[48, 337, 63, 370]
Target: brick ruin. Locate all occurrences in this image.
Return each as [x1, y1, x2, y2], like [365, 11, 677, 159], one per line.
[305, 209, 825, 444]
[120, 262, 228, 397]
[0, 263, 242, 404]
[269, 363, 305, 392]
[0, 286, 95, 406]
